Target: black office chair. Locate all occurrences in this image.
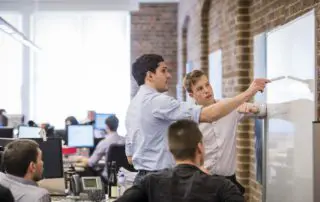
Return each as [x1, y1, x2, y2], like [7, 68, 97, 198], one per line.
[106, 144, 136, 173]
[0, 150, 4, 172]
[0, 184, 14, 202]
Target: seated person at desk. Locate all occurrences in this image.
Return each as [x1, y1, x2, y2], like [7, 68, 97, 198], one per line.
[0, 139, 51, 202]
[0, 109, 8, 127]
[116, 120, 244, 202]
[75, 115, 125, 177]
[65, 116, 79, 126]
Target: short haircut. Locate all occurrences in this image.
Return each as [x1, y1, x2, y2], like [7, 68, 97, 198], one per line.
[132, 54, 164, 86]
[3, 139, 40, 177]
[65, 116, 79, 125]
[105, 115, 119, 132]
[183, 69, 206, 93]
[168, 119, 203, 160]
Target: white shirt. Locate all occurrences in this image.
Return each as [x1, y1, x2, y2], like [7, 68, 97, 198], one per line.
[200, 103, 266, 176]
[200, 110, 243, 176]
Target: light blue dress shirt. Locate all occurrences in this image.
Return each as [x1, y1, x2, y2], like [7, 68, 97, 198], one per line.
[88, 132, 124, 177]
[125, 85, 202, 171]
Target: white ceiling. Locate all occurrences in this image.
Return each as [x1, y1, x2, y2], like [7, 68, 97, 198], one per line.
[0, 0, 179, 11]
[138, 0, 179, 2]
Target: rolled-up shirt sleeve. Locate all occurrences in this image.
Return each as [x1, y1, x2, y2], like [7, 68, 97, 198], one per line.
[88, 141, 109, 167]
[151, 94, 202, 123]
[125, 133, 133, 157]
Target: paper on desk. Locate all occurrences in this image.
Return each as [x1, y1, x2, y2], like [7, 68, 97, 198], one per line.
[119, 167, 137, 183]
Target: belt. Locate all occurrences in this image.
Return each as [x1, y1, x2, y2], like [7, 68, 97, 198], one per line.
[137, 170, 158, 174]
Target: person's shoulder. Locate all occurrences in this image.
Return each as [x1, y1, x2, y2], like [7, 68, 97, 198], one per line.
[144, 168, 173, 181]
[20, 185, 50, 201]
[204, 174, 233, 187]
[150, 93, 179, 108]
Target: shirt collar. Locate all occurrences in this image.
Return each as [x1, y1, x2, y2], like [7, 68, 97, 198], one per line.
[141, 84, 158, 93]
[108, 131, 118, 136]
[6, 173, 38, 187]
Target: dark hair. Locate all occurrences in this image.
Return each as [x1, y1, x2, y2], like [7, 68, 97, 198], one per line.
[0, 109, 8, 126]
[168, 119, 203, 160]
[105, 115, 119, 132]
[3, 139, 40, 177]
[132, 54, 164, 86]
[0, 109, 5, 115]
[183, 69, 206, 93]
[27, 120, 37, 127]
[65, 116, 79, 125]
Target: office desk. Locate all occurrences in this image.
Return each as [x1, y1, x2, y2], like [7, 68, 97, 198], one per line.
[51, 196, 116, 202]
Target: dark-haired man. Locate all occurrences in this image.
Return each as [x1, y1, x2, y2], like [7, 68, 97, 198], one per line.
[0, 139, 51, 202]
[117, 119, 244, 202]
[126, 54, 269, 184]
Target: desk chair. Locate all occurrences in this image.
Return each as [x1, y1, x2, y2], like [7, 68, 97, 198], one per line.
[106, 144, 136, 173]
[0, 150, 4, 172]
[0, 184, 14, 202]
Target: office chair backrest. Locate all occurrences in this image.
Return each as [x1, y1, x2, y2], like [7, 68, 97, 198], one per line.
[0, 150, 4, 172]
[107, 144, 136, 173]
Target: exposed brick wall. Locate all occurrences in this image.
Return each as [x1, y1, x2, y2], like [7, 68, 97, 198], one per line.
[130, 3, 178, 98]
[178, 0, 252, 200]
[178, 0, 320, 201]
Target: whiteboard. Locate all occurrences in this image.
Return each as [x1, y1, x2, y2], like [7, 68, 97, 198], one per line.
[208, 50, 222, 99]
[266, 10, 315, 202]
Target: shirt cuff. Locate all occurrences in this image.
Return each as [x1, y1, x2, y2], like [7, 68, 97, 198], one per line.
[192, 105, 203, 123]
[87, 157, 94, 167]
[125, 144, 133, 156]
[255, 103, 267, 117]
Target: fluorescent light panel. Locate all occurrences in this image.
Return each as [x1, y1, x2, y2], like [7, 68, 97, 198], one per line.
[0, 16, 40, 51]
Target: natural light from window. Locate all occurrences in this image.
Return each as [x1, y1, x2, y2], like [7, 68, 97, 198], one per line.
[30, 12, 130, 134]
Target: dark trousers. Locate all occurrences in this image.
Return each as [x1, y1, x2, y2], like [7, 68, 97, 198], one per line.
[225, 174, 245, 195]
[134, 170, 159, 185]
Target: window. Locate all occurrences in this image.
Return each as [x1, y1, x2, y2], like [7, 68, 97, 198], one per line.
[31, 12, 130, 133]
[0, 13, 23, 114]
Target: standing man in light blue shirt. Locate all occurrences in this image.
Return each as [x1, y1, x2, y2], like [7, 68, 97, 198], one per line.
[126, 54, 269, 184]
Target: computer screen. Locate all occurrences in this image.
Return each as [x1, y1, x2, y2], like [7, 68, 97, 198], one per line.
[0, 138, 14, 148]
[67, 125, 94, 147]
[0, 128, 13, 138]
[33, 138, 63, 178]
[94, 113, 114, 130]
[18, 126, 41, 139]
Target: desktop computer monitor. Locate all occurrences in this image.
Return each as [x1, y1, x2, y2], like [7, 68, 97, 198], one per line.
[94, 113, 114, 130]
[18, 126, 42, 139]
[0, 138, 14, 148]
[0, 128, 13, 138]
[34, 138, 63, 178]
[67, 125, 94, 147]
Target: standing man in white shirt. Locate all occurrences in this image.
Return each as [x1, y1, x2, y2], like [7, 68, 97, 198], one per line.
[183, 69, 267, 195]
[126, 54, 269, 185]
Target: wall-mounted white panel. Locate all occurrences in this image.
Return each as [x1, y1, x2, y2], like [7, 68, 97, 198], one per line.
[266, 10, 315, 202]
[208, 49, 222, 100]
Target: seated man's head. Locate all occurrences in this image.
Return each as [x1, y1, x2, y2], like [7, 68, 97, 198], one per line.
[105, 115, 119, 133]
[3, 139, 44, 182]
[132, 54, 171, 93]
[65, 116, 79, 126]
[183, 69, 214, 106]
[168, 119, 204, 166]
